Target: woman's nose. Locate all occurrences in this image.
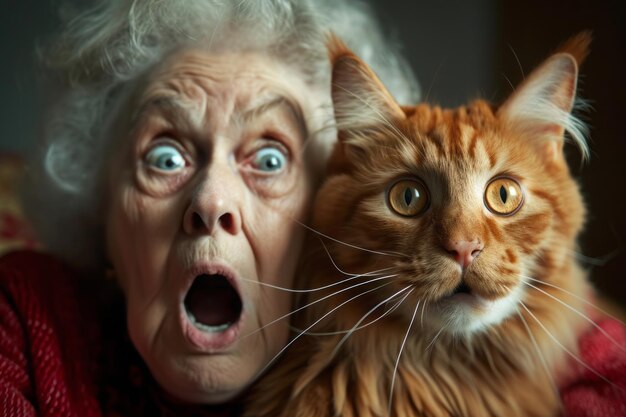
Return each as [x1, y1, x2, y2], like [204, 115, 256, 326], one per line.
[182, 166, 242, 236]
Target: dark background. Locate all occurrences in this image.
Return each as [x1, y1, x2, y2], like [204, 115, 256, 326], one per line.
[2, 1, 625, 309]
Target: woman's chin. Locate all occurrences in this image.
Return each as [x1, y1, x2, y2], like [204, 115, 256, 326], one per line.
[138, 306, 282, 405]
[149, 348, 256, 404]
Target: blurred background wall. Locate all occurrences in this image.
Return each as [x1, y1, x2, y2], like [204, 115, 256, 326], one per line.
[2, 0, 625, 308]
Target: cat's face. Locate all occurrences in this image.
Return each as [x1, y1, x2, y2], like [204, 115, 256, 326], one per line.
[314, 36, 588, 337]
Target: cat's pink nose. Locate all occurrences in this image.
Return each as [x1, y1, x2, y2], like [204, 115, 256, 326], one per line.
[445, 240, 484, 269]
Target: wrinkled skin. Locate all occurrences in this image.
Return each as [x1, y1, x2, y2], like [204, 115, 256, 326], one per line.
[105, 49, 326, 403]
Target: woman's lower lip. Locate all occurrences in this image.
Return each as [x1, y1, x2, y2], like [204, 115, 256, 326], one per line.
[180, 309, 242, 352]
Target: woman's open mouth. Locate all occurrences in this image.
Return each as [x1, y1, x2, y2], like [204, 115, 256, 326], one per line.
[185, 274, 243, 332]
[181, 272, 244, 351]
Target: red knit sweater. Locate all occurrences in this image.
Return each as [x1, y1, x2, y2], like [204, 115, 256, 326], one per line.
[0, 250, 625, 416]
[0, 250, 241, 417]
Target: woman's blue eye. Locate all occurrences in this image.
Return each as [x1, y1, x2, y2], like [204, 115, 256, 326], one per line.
[253, 147, 287, 172]
[146, 145, 186, 171]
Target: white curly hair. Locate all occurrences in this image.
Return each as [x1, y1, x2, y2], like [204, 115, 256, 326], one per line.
[23, 0, 420, 268]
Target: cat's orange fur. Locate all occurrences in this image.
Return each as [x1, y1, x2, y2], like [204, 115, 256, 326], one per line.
[246, 33, 600, 417]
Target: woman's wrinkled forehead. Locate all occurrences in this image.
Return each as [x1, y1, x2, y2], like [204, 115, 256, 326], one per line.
[132, 49, 320, 136]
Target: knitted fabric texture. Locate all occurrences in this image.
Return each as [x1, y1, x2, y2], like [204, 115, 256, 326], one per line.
[0, 250, 240, 417]
[561, 318, 626, 416]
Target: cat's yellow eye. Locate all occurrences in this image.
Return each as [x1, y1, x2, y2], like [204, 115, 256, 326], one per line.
[387, 179, 429, 217]
[484, 177, 524, 215]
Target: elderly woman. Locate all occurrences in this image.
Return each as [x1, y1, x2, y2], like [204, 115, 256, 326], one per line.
[0, 0, 418, 416]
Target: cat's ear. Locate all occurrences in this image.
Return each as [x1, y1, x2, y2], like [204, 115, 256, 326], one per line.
[497, 32, 591, 161]
[328, 35, 405, 135]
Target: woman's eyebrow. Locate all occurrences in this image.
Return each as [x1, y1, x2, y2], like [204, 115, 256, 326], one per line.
[241, 96, 308, 139]
[132, 94, 309, 140]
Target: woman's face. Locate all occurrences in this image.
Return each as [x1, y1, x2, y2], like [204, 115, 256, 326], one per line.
[106, 49, 324, 403]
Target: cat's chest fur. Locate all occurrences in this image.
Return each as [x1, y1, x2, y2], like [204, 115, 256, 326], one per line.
[286, 256, 588, 417]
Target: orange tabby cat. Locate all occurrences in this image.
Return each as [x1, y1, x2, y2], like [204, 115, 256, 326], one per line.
[246, 33, 621, 417]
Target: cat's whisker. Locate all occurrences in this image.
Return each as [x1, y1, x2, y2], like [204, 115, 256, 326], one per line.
[522, 279, 626, 355]
[330, 287, 415, 358]
[295, 286, 412, 337]
[240, 274, 398, 340]
[253, 282, 393, 381]
[521, 275, 626, 328]
[385, 289, 414, 316]
[422, 60, 443, 104]
[507, 43, 526, 81]
[519, 301, 626, 394]
[516, 308, 559, 397]
[384, 288, 415, 315]
[239, 267, 394, 294]
[501, 73, 515, 94]
[319, 238, 398, 278]
[290, 217, 406, 258]
[388, 298, 420, 417]
[425, 326, 445, 354]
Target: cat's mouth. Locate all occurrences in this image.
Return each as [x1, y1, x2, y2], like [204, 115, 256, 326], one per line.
[184, 274, 243, 333]
[438, 279, 478, 304]
[451, 280, 472, 296]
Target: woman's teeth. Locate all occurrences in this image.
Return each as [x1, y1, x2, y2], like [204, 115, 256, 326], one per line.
[185, 307, 232, 333]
